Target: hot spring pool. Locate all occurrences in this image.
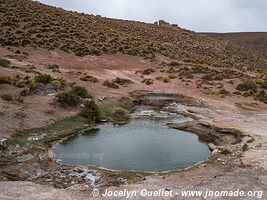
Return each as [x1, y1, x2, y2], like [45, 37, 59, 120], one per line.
[54, 112, 210, 172]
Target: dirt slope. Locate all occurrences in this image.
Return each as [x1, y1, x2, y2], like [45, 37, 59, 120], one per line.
[202, 32, 267, 54]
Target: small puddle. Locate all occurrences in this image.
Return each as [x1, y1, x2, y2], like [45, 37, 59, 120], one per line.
[54, 110, 210, 172]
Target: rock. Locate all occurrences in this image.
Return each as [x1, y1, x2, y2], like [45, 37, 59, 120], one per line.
[98, 96, 106, 101]
[221, 148, 231, 155]
[0, 138, 10, 150]
[17, 154, 34, 162]
[33, 83, 45, 94]
[73, 167, 84, 173]
[159, 20, 170, 26]
[208, 143, 217, 151]
[212, 149, 219, 155]
[47, 150, 54, 159]
[47, 80, 61, 93]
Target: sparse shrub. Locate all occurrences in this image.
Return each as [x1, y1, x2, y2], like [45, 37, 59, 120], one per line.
[70, 86, 91, 99]
[80, 75, 98, 82]
[57, 86, 91, 106]
[166, 67, 176, 73]
[80, 100, 100, 122]
[163, 77, 170, 83]
[0, 75, 12, 84]
[103, 80, 119, 89]
[57, 91, 80, 106]
[242, 91, 252, 97]
[56, 77, 67, 89]
[113, 77, 133, 85]
[0, 58, 11, 68]
[15, 50, 21, 54]
[217, 88, 229, 95]
[20, 89, 30, 96]
[1, 94, 13, 101]
[111, 107, 130, 122]
[142, 68, 155, 75]
[255, 90, 267, 103]
[233, 91, 241, 95]
[236, 82, 258, 92]
[45, 64, 58, 69]
[35, 74, 53, 84]
[15, 80, 26, 88]
[156, 76, 170, 83]
[16, 95, 24, 103]
[142, 78, 154, 85]
[168, 74, 176, 79]
[201, 73, 223, 81]
[21, 39, 31, 46]
[169, 61, 179, 66]
[201, 74, 213, 81]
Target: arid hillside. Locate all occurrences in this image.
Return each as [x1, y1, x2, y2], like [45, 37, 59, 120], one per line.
[1, 0, 267, 74]
[202, 32, 267, 54]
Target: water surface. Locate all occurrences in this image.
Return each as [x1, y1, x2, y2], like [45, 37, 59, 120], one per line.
[54, 112, 210, 172]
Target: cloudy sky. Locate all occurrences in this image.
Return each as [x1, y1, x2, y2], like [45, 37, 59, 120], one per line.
[38, 0, 267, 32]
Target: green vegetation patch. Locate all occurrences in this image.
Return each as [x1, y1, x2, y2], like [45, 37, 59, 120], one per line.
[80, 101, 100, 122]
[99, 98, 132, 123]
[71, 86, 91, 99]
[57, 86, 91, 106]
[111, 107, 130, 123]
[13, 116, 87, 146]
[57, 91, 80, 106]
[108, 172, 144, 185]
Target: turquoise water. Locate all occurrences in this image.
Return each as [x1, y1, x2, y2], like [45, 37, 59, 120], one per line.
[54, 116, 210, 172]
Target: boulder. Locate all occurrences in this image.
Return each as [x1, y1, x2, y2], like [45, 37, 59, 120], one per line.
[47, 80, 61, 93]
[159, 20, 170, 26]
[242, 143, 249, 151]
[33, 83, 45, 94]
[208, 143, 217, 151]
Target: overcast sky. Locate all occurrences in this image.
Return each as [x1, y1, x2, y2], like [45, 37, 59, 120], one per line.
[38, 0, 267, 32]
